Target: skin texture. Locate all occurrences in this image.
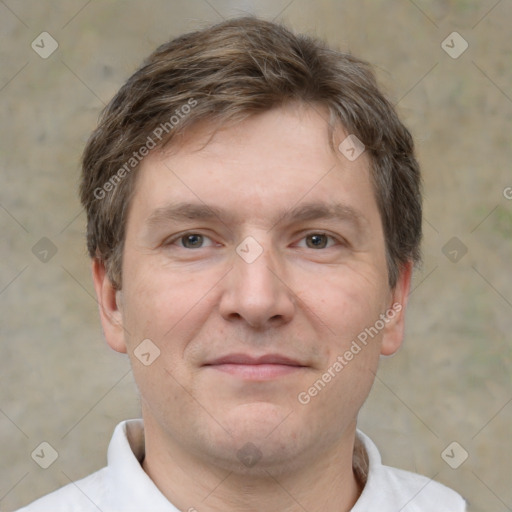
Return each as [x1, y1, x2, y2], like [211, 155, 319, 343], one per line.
[92, 103, 412, 512]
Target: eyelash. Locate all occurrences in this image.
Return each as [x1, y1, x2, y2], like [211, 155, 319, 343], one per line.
[164, 231, 343, 250]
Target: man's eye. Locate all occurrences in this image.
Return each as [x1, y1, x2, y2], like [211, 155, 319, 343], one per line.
[298, 233, 338, 249]
[169, 233, 215, 249]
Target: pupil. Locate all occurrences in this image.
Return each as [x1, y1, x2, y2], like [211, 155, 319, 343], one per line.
[309, 234, 326, 248]
[184, 234, 202, 248]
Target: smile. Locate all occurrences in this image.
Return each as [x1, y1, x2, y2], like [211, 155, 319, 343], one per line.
[203, 353, 307, 380]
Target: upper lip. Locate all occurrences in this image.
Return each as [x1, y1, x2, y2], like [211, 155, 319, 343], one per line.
[204, 353, 306, 366]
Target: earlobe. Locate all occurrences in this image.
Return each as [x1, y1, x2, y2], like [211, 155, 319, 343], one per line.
[380, 261, 413, 356]
[91, 258, 127, 354]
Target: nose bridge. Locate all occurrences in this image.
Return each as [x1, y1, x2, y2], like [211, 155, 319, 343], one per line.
[219, 234, 295, 327]
[236, 235, 278, 289]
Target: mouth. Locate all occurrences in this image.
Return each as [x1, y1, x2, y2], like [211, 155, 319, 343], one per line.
[203, 353, 308, 380]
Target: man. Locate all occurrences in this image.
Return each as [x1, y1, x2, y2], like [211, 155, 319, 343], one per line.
[18, 16, 466, 512]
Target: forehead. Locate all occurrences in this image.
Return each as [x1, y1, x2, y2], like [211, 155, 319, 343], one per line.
[130, 104, 378, 228]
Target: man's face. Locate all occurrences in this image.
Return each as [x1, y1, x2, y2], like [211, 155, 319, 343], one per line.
[96, 104, 410, 473]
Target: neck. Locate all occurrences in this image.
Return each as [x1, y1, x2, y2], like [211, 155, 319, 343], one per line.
[141, 417, 362, 512]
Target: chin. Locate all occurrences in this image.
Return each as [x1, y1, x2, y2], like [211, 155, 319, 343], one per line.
[207, 434, 306, 477]
[223, 401, 296, 438]
[200, 405, 308, 473]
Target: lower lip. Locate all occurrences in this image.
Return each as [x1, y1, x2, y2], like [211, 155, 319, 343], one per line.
[206, 363, 304, 379]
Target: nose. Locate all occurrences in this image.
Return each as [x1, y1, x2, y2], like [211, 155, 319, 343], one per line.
[218, 238, 296, 329]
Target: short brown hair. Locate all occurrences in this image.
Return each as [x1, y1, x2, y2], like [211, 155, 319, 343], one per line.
[80, 16, 422, 289]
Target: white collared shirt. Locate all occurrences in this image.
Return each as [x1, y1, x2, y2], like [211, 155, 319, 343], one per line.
[17, 419, 466, 512]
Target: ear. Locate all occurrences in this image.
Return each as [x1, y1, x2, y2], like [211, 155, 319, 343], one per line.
[380, 261, 413, 356]
[91, 258, 127, 354]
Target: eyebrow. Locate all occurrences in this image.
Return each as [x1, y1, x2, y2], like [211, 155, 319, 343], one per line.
[275, 202, 364, 229]
[145, 201, 365, 232]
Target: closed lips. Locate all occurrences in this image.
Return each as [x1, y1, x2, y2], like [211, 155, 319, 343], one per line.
[203, 354, 306, 366]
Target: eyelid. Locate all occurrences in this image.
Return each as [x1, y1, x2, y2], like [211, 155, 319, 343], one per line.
[294, 231, 343, 249]
[163, 231, 217, 248]
[162, 230, 347, 250]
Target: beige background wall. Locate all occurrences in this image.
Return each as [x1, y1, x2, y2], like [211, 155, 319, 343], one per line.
[1, 1, 511, 511]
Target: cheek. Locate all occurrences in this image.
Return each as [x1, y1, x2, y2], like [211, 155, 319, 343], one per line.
[120, 258, 220, 353]
[299, 263, 388, 342]
[119, 266, 210, 408]
[121, 264, 179, 343]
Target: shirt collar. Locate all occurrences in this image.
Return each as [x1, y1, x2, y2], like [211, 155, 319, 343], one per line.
[105, 420, 384, 511]
[106, 419, 179, 511]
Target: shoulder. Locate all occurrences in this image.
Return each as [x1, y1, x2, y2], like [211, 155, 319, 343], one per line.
[15, 468, 109, 512]
[14, 419, 168, 512]
[354, 430, 467, 511]
[378, 465, 467, 511]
